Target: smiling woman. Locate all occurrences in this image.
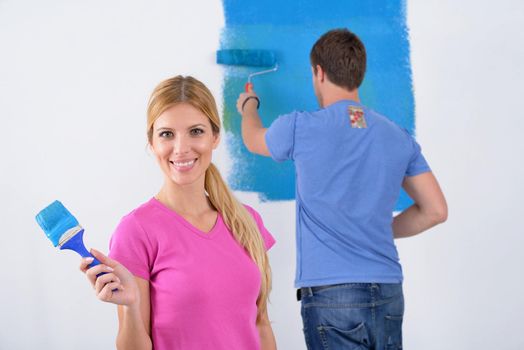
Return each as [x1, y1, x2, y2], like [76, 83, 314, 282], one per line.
[78, 76, 277, 350]
[150, 103, 220, 187]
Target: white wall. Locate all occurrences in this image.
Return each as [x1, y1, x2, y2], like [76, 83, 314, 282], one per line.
[403, 1, 524, 348]
[1, 0, 523, 349]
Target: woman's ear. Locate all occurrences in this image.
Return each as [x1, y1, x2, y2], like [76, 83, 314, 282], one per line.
[147, 141, 156, 156]
[212, 132, 221, 150]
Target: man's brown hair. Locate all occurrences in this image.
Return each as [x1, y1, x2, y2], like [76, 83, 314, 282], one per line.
[310, 28, 367, 91]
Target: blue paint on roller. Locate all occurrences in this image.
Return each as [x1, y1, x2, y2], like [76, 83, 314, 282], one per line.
[217, 49, 276, 67]
[220, 0, 416, 210]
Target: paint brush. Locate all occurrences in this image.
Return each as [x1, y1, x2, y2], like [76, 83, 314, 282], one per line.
[216, 49, 279, 91]
[36, 200, 101, 268]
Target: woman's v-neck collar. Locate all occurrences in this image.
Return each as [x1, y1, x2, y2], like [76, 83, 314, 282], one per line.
[150, 197, 222, 239]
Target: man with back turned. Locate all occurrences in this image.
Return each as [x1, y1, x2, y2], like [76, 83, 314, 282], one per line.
[236, 28, 447, 349]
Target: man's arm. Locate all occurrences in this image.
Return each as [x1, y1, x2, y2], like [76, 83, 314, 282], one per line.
[392, 172, 448, 238]
[236, 90, 271, 156]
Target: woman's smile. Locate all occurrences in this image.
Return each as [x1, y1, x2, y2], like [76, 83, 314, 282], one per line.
[169, 158, 198, 172]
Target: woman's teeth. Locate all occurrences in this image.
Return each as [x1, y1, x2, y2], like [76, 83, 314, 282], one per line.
[172, 159, 196, 167]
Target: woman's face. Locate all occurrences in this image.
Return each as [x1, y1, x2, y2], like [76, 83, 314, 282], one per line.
[150, 103, 219, 188]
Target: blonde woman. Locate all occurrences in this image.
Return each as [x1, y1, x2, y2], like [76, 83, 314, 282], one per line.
[79, 76, 276, 350]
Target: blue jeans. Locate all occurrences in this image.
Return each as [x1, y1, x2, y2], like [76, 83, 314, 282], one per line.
[300, 283, 404, 350]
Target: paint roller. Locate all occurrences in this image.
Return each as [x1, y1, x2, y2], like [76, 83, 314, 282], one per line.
[216, 49, 278, 92]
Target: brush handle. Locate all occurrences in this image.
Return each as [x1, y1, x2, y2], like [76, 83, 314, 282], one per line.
[60, 228, 117, 291]
[60, 229, 103, 270]
[245, 82, 253, 92]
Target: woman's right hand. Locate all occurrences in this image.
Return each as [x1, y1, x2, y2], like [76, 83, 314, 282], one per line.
[79, 248, 140, 307]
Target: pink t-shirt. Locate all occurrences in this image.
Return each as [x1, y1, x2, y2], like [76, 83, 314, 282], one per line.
[109, 198, 275, 350]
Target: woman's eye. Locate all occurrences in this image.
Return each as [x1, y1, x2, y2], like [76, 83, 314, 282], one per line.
[190, 128, 204, 136]
[159, 131, 173, 138]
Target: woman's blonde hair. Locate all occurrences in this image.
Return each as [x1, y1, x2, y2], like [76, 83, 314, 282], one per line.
[146, 76, 271, 317]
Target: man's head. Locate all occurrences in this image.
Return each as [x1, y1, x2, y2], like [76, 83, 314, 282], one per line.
[310, 28, 366, 104]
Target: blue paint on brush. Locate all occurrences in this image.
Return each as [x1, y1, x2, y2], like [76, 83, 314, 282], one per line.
[36, 200, 79, 246]
[36, 200, 101, 267]
[220, 0, 416, 210]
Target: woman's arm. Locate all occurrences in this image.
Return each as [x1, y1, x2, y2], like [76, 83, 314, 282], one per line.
[81, 249, 153, 350]
[116, 277, 152, 350]
[257, 308, 277, 350]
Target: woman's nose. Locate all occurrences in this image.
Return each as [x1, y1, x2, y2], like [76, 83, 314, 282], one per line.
[173, 135, 190, 154]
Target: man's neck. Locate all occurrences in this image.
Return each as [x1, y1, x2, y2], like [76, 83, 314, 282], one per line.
[321, 85, 360, 108]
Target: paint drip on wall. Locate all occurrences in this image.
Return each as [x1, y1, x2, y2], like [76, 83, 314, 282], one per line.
[219, 0, 415, 210]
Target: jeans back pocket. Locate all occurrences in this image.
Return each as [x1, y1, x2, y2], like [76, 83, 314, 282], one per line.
[318, 322, 370, 350]
[385, 315, 403, 349]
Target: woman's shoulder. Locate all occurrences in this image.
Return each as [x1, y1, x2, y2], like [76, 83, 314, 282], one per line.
[113, 198, 159, 236]
[241, 203, 275, 250]
[242, 203, 261, 220]
[242, 203, 270, 230]
[119, 197, 158, 222]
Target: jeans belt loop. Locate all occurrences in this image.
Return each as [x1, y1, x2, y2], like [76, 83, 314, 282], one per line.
[305, 287, 313, 297]
[297, 287, 314, 301]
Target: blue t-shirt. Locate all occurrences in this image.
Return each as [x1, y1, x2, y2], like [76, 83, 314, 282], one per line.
[265, 100, 431, 287]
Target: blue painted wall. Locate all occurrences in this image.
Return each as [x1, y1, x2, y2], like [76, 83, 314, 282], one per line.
[220, 0, 415, 210]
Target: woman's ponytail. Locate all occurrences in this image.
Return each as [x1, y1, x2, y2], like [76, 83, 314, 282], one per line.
[205, 163, 271, 317]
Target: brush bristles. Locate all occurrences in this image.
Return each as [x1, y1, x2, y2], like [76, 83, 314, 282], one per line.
[35, 200, 80, 247]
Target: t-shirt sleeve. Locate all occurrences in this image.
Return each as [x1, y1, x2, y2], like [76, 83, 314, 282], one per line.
[406, 134, 432, 177]
[265, 112, 298, 162]
[244, 205, 276, 251]
[108, 213, 153, 281]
